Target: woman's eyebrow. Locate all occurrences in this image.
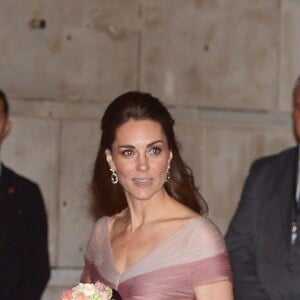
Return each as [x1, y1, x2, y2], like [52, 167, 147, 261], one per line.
[117, 140, 164, 149]
[147, 140, 164, 147]
[117, 144, 135, 149]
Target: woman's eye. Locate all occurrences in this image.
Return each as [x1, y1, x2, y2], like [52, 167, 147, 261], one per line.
[149, 147, 162, 155]
[121, 149, 134, 156]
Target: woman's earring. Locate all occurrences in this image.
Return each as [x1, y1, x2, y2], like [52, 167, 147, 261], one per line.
[110, 168, 119, 184]
[165, 165, 170, 182]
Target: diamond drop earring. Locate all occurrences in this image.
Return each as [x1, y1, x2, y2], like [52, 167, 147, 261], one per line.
[110, 168, 119, 184]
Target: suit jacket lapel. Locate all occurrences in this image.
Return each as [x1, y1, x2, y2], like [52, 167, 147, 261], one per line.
[0, 164, 17, 199]
[0, 164, 10, 203]
[270, 147, 297, 248]
[0, 165, 20, 237]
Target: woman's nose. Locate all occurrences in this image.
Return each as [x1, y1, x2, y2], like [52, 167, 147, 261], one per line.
[136, 154, 149, 171]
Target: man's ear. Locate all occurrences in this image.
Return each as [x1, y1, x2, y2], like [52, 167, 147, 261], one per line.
[3, 119, 11, 139]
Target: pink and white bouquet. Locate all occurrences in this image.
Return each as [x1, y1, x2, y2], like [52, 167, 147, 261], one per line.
[61, 282, 113, 300]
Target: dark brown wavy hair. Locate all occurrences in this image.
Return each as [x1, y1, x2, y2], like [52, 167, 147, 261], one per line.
[91, 91, 208, 217]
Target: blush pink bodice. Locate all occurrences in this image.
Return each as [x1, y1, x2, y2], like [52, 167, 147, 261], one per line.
[81, 216, 232, 299]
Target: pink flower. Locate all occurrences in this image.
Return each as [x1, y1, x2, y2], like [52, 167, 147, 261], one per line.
[95, 282, 113, 300]
[61, 290, 89, 300]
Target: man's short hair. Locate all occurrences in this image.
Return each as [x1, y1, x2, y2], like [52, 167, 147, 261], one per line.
[0, 89, 9, 116]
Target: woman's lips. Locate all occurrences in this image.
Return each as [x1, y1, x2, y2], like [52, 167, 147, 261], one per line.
[132, 178, 153, 185]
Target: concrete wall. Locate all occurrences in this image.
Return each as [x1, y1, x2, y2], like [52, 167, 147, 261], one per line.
[0, 0, 299, 299]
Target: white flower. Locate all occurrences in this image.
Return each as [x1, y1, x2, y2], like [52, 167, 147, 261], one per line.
[61, 282, 113, 300]
[73, 283, 96, 296]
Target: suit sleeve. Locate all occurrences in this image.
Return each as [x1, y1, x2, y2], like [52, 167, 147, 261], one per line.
[225, 161, 271, 300]
[11, 184, 50, 300]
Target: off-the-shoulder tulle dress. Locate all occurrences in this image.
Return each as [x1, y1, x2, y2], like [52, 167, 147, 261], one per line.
[81, 216, 232, 299]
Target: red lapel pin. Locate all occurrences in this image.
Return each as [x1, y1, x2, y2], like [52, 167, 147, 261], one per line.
[8, 186, 16, 195]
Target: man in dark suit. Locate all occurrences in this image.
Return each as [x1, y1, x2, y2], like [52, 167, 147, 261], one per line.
[0, 89, 50, 299]
[225, 76, 300, 300]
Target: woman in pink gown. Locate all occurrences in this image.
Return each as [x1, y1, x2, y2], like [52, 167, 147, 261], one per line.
[81, 91, 233, 299]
